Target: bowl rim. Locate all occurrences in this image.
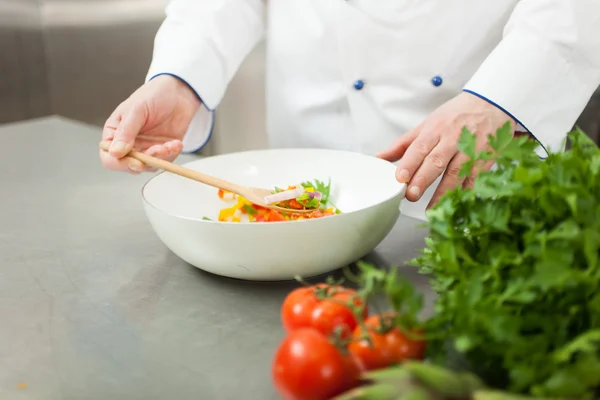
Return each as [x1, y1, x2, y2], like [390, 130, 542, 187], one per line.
[141, 148, 406, 225]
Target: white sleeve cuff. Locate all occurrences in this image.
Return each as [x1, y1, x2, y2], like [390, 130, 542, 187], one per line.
[464, 28, 600, 158]
[181, 103, 215, 154]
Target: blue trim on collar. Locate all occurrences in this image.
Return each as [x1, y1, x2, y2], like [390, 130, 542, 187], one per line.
[149, 72, 215, 154]
[463, 89, 549, 159]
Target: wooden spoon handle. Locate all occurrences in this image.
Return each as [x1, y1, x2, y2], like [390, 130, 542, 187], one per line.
[99, 141, 242, 194]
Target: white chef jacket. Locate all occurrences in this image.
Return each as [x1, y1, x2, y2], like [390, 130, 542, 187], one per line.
[146, 0, 600, 220]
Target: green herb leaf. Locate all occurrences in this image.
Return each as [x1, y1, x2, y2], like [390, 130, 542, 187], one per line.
[302, 178, 333, 210]
[411, 126, 600, 398]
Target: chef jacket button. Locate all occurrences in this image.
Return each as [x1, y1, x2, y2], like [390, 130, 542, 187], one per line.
[431, 76, 443, 87]
[353, 79, 365, 90]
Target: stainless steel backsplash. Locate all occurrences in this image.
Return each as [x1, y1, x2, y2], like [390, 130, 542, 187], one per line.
[0, 0, 598, 150]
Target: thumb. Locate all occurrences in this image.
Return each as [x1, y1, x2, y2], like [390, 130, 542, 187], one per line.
[376, 128, 419, 162]
[109, 104, 148, 158]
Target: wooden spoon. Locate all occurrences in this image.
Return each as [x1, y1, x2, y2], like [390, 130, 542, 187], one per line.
[99, 141, 314, 215]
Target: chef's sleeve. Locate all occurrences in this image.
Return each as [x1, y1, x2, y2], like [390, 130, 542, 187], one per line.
[146, 0, 265, 152]
[463, 0, 600, 157]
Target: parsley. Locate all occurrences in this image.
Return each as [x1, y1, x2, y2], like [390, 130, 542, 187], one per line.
[354, 261, 425, 331]
[301, 178, 336, 210]
[410, 123, 600, 398]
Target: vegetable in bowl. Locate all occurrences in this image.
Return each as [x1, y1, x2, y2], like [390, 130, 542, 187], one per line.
[216, 178, 341, 222]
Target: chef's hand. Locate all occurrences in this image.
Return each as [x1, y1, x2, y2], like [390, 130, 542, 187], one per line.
[100, 75, 201, 174]
[377, 91, 516, 208]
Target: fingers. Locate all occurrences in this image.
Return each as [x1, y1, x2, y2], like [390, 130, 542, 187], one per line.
[99, 148, 145, 174]
[394, 127, 440, 188]
[109, 104, 148, 158]
[102, 106, 122, 142]
[144, 140, 183, 159]
[405, 140, 456, 202]
[100, 105, 144, 173]
[426, 153, 469, 208]
[100, 100, 150, 173]
[100, 139, 183, 174]
[133, 136, 180, 151]
[376, 128, 419, 162]
[142, 140, 183, 171]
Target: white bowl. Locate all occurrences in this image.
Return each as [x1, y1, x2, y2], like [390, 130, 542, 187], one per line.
[142, 149, 406, 281]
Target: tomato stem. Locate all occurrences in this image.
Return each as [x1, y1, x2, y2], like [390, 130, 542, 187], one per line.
[325, 275, 347, 287]
[328, 326, 353, 355]
[313, 285, 335, 300]
[374, 314, 397, 334]
[293, 275, 312, 287]
[342, 265, 362, 284]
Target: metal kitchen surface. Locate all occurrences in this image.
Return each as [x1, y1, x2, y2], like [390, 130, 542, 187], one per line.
[0, 117, 432, 400]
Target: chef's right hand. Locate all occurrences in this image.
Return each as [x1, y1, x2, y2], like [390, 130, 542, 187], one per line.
[100, 75, 201, 174]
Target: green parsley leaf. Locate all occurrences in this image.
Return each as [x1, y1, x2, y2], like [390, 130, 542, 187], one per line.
[410, 126, 600, 398]
[302, 178, 334, 210]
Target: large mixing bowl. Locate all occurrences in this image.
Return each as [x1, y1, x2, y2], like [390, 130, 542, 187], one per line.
[142, 148, 406, 281]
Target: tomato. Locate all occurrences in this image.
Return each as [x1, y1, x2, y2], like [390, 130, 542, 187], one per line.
[348, 314, 426, 371]
[272, 328, 361, 400]
[281, 284, 368, 337]
[267, 209, 286, 222]
[288, 199, 304, 209]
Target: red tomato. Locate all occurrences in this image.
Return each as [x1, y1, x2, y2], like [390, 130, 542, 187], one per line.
[288, 199, 303, 209]
[267, 210, 286, 222]
[348, 314, 426, 371]
[273, 328, 361, 400]
[281, 284, 368, 337]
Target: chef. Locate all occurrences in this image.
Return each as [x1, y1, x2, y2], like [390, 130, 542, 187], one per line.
[100, 0, 600, 220]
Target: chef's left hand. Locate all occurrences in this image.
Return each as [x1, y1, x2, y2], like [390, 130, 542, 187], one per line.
[377, 91, 516, 208]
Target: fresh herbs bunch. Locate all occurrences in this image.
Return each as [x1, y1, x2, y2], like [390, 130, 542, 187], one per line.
[411, 123, 600, 398]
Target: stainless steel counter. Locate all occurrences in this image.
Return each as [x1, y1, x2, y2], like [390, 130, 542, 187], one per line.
[0, 116, 432, 400]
